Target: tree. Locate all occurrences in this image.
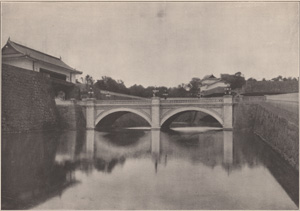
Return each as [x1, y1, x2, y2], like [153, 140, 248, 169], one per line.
[234, 72, 242, 77]
[94, 76, 129, 94]
[85, 74, 94, 85]
[129, 84, 146, 97]
[247, 77, 257, 82]
[167, 85, 188, 98]
[188, 77, 201, 97]
[221, 74, 246, 89]
[271, 75, 283, 81]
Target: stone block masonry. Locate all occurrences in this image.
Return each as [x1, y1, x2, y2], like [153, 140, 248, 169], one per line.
[56, 102, 86, 130]
[2, 64, 59, 133]
[234, 102, 299, 171]
[242, 81, 298, 95]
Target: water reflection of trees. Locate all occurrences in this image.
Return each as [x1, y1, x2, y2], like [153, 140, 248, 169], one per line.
[1, 131, 79, 210]
[102, 130, 146, 146]
[94, 157, 126, 173]
[60, 130, 150, 175]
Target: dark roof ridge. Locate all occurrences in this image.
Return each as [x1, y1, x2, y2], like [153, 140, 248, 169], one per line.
[8, 40, 61, 61]
[4, 39, 82, 74]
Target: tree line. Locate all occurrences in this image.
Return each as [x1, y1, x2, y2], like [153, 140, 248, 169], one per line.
[76, 72, 297, 98]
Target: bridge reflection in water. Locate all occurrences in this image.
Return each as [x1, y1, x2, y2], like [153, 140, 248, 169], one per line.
[81, 129, 234, 173]
[150, 130, 234, 172]
[2, 129, 298, 210]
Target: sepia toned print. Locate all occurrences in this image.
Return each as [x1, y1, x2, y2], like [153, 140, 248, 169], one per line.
[1, 2, 299, 210]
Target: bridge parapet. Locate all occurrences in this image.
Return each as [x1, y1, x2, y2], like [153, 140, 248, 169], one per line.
[95, 99, 151, 105]
[161, 98, 223, 105]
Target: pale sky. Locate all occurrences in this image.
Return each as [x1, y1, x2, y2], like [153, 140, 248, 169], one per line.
[2, 2, 299, 87]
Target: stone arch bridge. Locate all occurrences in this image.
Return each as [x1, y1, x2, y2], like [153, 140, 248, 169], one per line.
[80, 96, 233, 130]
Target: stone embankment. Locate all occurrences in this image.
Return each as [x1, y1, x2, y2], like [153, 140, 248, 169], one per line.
[56, 100, 86, 130]
[2, 64, 59, 133]
[234, 100, 299, 171]
[242, 80, 298, 95]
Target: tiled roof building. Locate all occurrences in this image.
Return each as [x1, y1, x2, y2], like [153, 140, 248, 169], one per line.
[200, 75, 229, 97]
[2, 38, 82, 83]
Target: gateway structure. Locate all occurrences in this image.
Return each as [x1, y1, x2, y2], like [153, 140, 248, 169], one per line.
[2, 38, 82, 83]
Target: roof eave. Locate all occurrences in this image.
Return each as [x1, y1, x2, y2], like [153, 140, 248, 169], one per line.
[73, 70, 83, 75]
[24, 55, 82, 74]
[6, 40, 82, 75]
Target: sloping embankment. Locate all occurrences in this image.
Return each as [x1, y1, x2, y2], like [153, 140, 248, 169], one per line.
[234, 102, 299, 171]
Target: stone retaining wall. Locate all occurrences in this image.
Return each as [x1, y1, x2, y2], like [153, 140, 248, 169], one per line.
[234, 102, 299, 170]
[56, 103, 86, 130]
[2, 64, 59, 133]
[243, 81, 298, 95]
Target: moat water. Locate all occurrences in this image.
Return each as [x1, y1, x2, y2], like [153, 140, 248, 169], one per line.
[2, 128, 298, 210]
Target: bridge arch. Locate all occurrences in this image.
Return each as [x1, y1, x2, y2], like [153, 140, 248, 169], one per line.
[95, 107, 152, 127]
[160, 107, 223, 127]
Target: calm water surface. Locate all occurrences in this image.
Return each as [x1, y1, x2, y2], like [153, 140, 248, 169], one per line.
[2, 128, 298, 210]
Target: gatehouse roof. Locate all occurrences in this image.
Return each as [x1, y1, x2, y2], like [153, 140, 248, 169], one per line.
[2, 39, 82, 74]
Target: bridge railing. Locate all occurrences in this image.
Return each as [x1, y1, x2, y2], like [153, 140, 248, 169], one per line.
[95, 99, 151, 105]
[161, 98, 224, 104]
[69, 98, 228, 106]
[94, 98, 225, 105]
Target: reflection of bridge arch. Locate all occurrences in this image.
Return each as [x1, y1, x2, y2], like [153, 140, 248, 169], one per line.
[95, 107, 152, 127]
[160, 107, 224, 127]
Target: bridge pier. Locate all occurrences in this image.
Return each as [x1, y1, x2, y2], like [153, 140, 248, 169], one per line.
[86, 98, 96, 130]
[151, 130, 161, 173]
[151, 130, 161, 155]
[151, 97, 160, 129]
[223, 95, 233, 130]
[223, 130, 233, 164]
[85, 130, 95, 159]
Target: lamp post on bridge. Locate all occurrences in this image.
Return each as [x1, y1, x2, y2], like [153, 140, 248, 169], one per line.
[105, 91, 111, 99]
[224, 87, 231, 96]
[162, 90, 168, 100]
[88, 87, 94, 98]
[197, 87, 201, 99]
[153, 87, 159, 97]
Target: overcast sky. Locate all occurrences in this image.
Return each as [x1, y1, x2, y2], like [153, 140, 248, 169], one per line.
[2, 2, 299, 87]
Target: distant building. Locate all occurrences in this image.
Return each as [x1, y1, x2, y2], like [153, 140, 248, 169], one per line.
[200, 74, 229, 97]
[200, 74, 219, 85]
[2, 38, 82, 83]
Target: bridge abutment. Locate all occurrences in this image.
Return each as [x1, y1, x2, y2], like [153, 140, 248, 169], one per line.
[151, 97, 160, 129]
[223, 95, 233, 130]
